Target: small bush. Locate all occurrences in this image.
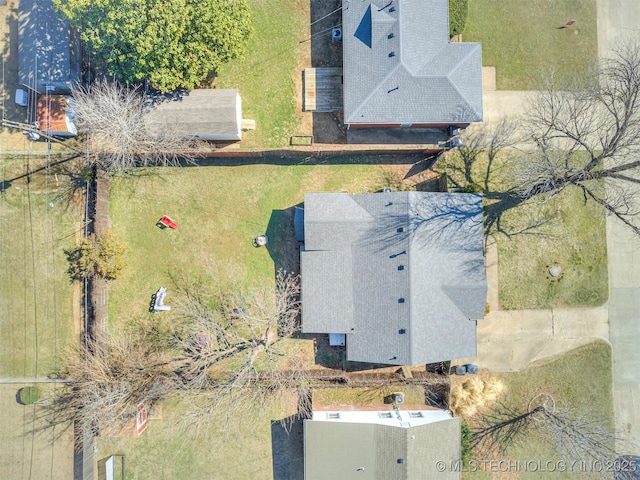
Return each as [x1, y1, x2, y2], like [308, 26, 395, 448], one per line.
[460, 421, 473, 466]
[67, 232, 128, 280]
[18, 386, 41, 405]
[449, 0, 469, 36]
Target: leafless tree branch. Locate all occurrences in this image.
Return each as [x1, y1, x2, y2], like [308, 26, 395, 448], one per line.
[70, 80, 204, 173]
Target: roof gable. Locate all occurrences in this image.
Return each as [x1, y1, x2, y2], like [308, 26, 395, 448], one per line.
[301, 191, 487, 365]
[343, 0, 483, 125]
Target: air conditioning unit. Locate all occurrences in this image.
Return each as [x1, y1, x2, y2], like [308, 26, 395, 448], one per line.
[392, 392, 405, 404]
[332, 28, 342, 43]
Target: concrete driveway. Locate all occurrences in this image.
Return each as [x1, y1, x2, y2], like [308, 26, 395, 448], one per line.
[463, 0, 640, 450]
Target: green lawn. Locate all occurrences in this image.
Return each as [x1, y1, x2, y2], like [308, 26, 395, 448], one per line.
[0, 156, 83, 377]
[94, 393, 299, 480]
[214, 0, 309, 148]
[462, 0, 598, 90]
[496, 185, 608, 309]
[108, 161, 396, 323]
[461, 341, 614, 479]
[444, 150, 607, 310]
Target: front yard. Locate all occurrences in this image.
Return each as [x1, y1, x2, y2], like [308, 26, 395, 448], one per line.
[444, 149, 607, 310]
[457, 341, 614, 479]
[462, 0, 598, 90]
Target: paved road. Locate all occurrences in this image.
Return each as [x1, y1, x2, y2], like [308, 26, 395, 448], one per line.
[598, 0, 640, 452]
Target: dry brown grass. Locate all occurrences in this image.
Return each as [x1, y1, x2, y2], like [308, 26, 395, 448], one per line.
[450, 375, 505, 417]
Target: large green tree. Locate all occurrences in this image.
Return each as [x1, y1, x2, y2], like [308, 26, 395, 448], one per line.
[54, 0, 253, 92]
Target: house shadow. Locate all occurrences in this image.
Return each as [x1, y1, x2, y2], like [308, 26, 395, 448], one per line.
[271, 390, 310, 480]
[271, 417, 304, 480]
[190, 152, 428, 168]
[403, 153, 441, 179]
[414, 175, 447, 193]
[265, 204, 302, 276]
[308, 0, 346, 144]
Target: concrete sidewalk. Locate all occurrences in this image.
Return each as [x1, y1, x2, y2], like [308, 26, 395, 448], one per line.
[455, 239, 610, 372]
[457, 0, 640, 448]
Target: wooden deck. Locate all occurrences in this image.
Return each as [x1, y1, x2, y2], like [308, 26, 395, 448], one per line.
[303, 67, 343, 112]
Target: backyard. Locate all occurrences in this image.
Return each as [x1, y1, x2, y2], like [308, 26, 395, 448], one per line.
[213, 0, 311, 148]
[107, 157, 425, 322]
[462, 0, 598, 90]
[94, 392, 300, 480]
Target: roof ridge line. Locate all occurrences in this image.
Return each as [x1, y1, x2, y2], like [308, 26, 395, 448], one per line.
[349, 64, 402, 122]
[445, 43, 483, 118]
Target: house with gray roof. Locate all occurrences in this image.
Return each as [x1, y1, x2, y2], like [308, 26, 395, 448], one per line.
[144, 89, 247, 141]
[342, 0, 482, 129]
[18, 0, 80, 94]
[304, 408, 461, 479]
[300, 191, 486, 365]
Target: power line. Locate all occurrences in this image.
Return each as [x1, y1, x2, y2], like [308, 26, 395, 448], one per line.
[310, 6, 343, 26]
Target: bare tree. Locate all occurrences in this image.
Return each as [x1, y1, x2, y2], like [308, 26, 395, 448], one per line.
[445, 118, 516, 192]
[48, 335, 177, 446]
[162, 269, 306, 433]
[46, 270, 305, 441]
[170, 270, 302, 389]
[472, 401, 628, 467]
[70, 80, 201, 173]
[513, 40, 640, 235]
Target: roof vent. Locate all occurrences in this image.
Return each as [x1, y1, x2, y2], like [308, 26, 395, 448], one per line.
[397, 459, 406, 464]
[398, 298, 405, 304]
[392, 392, 404, 404]
[389, 7, 396, 12]
[398, 329, 406, 334]
[397, 227, 404, 233]
[389, 52, 395, 58]
[388, 33, 394, 39]
[397, 265, 404, 271]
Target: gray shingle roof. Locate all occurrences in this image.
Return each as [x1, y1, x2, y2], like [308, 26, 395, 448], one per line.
[342, 0, 483, 125]
[18, 0, 80, 94]
[144, 90, 242, 141]
[304, 415, 461, 480]
[301, 191, 486, 365]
